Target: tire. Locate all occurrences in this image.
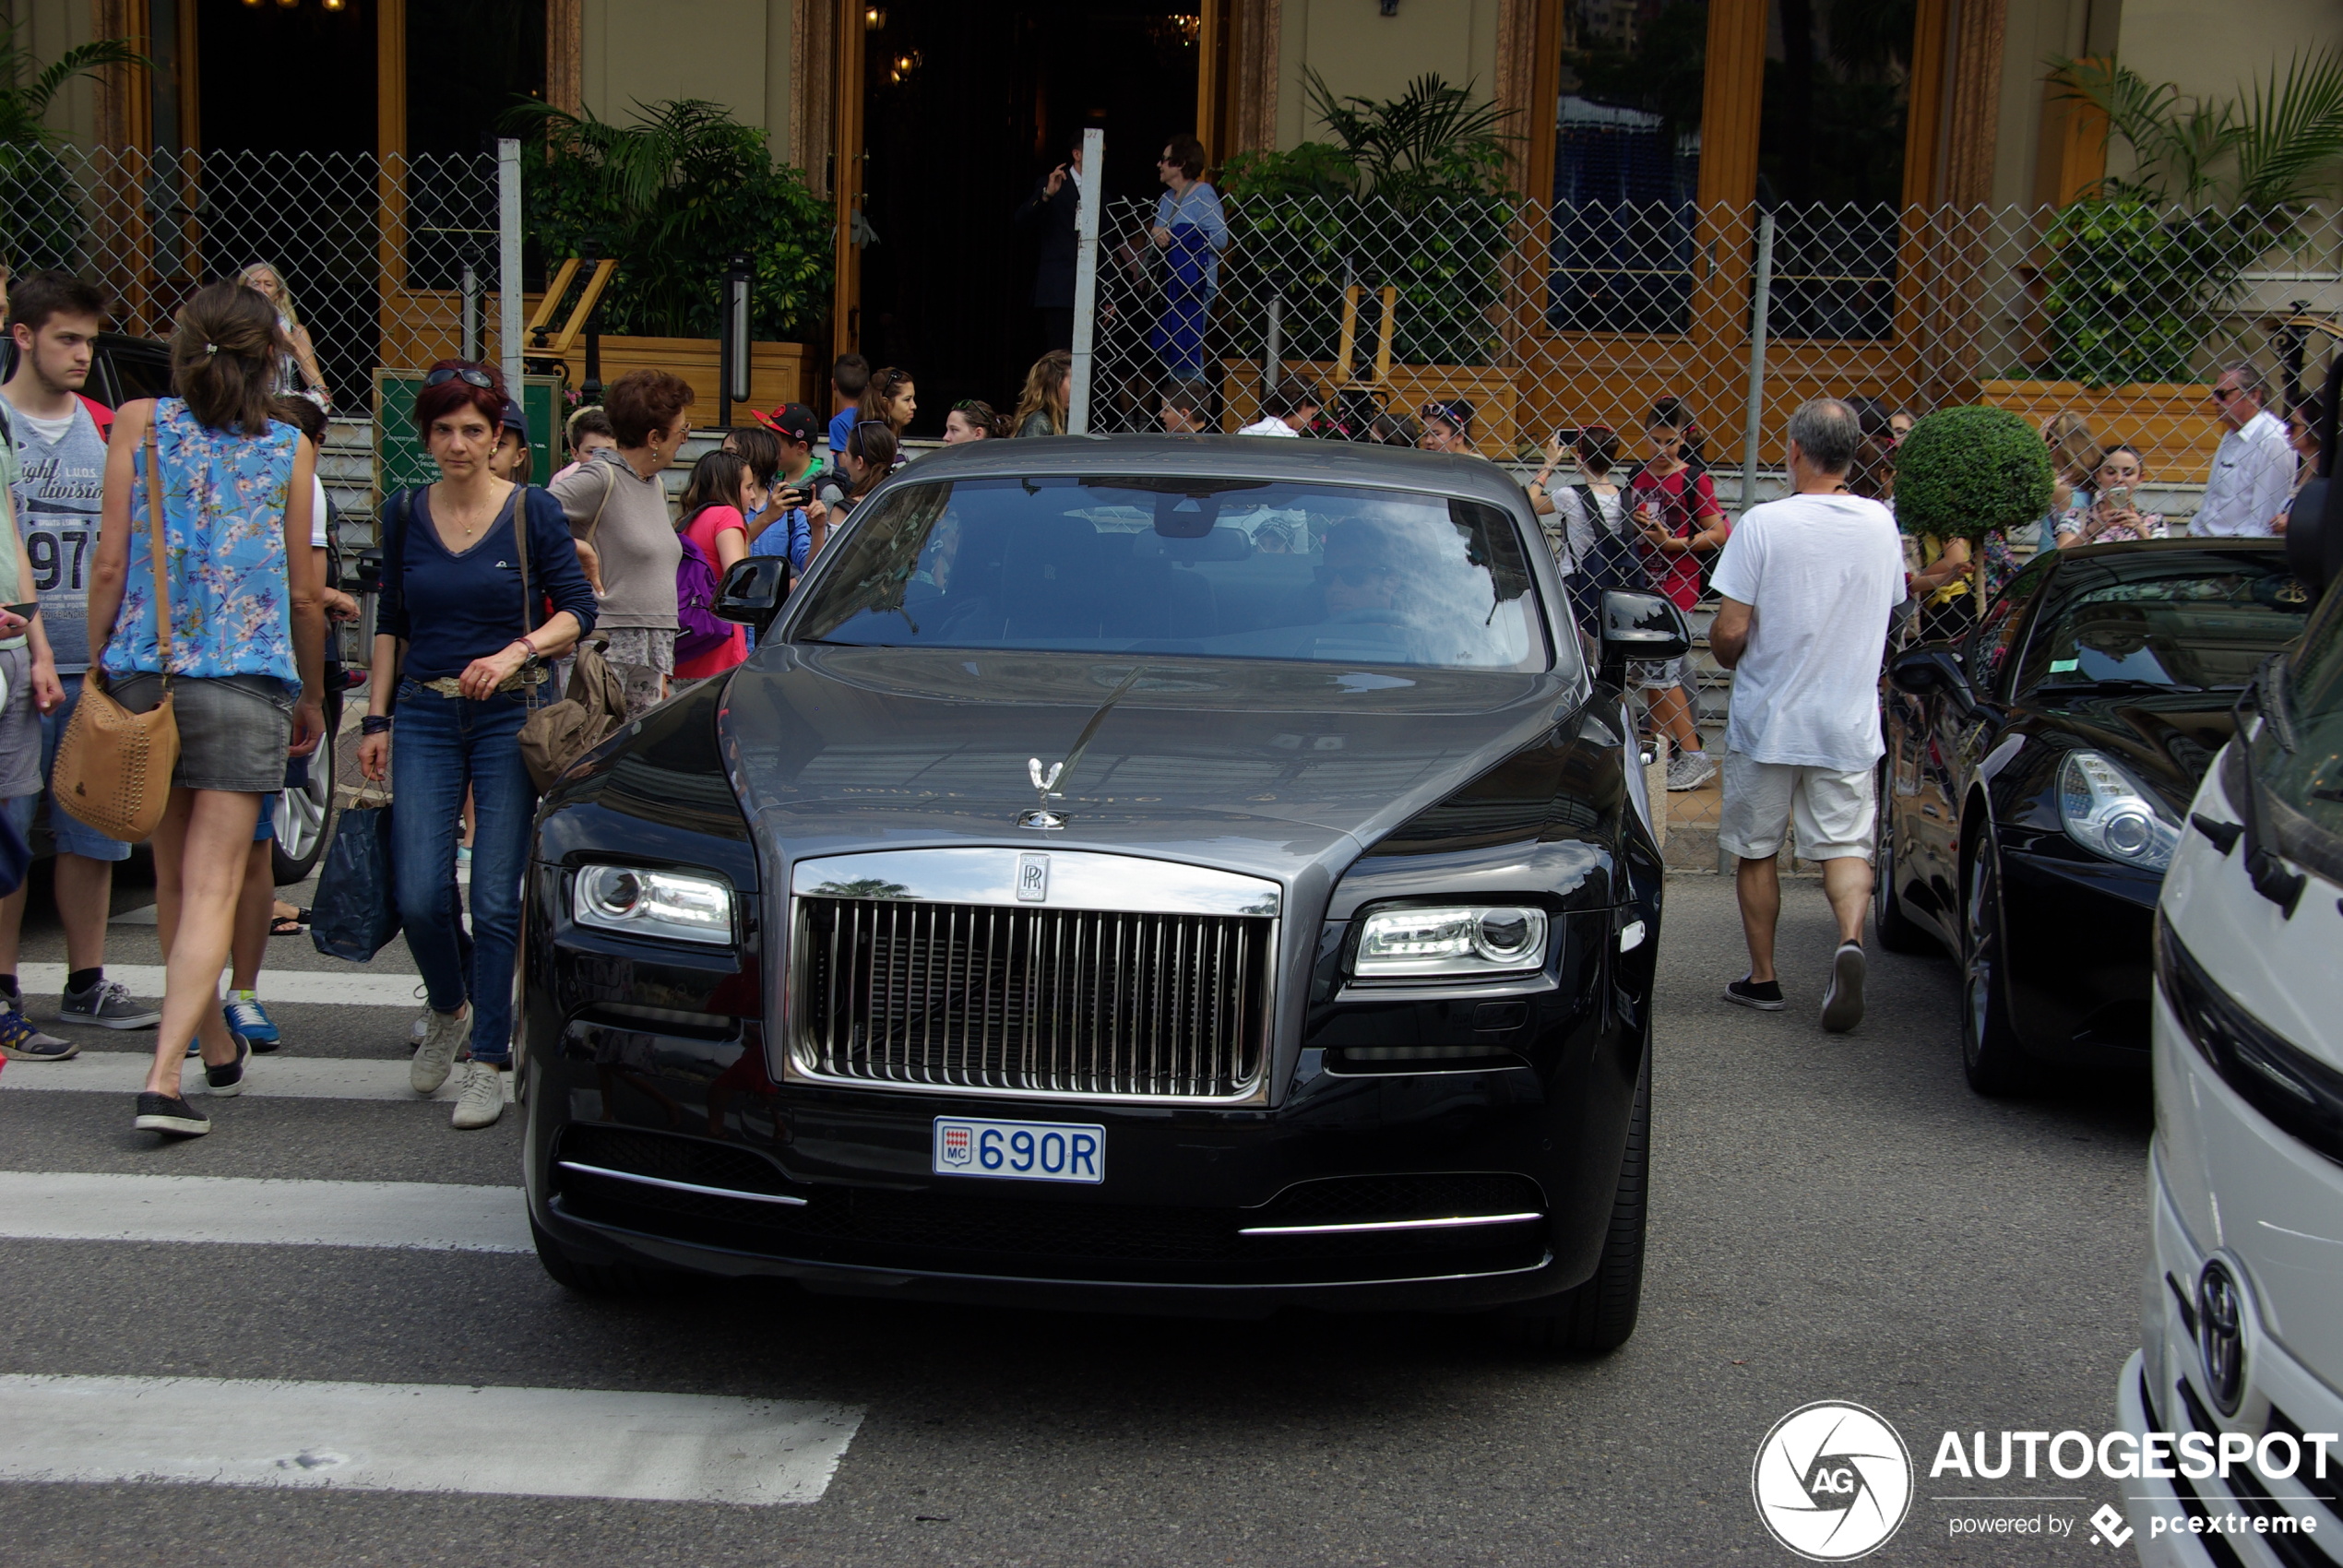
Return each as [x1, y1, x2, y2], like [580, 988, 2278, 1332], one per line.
[1959, 839, 2031, 1097]
[270, 689, 339, 884]
[1503, 1038, 1648, 1354]
[1872, 780, 1934, 956]
[530, 1218, 691, 1297]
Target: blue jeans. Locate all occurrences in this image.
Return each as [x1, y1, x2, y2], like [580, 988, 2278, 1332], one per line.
[390, 681, 536, 1064]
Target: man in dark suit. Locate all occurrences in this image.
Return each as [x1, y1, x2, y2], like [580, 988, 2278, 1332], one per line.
[1015, 138, 1085, 352]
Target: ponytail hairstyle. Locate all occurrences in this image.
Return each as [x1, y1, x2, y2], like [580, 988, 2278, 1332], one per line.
[845, 420, 898, 499]
[172, 281, 281, 435]
[676, 449, 753, 528]
[1647, 395, 1706, 465]
[1574, 423, 1620, 477]
[870, 365, 916, 434]
[950, 398, 1007, 439]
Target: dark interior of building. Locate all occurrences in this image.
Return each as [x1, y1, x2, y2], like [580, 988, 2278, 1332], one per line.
[853, 0, 1201, 433]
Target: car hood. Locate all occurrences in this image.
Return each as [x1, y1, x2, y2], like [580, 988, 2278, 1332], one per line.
[717, 644, 1580, 887]
[2026, 688, 2240, 813]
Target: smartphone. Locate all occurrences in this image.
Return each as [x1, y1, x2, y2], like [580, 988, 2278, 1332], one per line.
[2102, 485, 2133, 514]
[778, 485, 815, 508]
[1, 600, 32, 620]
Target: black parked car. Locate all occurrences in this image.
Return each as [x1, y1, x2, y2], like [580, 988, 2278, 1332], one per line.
[1876, 539, 2313, 1093]
[520, 437, 1690, 1349]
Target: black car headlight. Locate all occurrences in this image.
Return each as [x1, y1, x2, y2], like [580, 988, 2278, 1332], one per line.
[572, 864, 737, 945]
[2058, 751, 2181, 872]
[1352, 904, 1550, 979]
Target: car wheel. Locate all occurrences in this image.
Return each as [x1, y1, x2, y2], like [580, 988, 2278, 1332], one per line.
[270, 692, 338, 884]
[1873, 781, 1934, 956]
[1503, 1035, 1647, 1354]
[529, 1218, 690, 1297]
[1959, 840, 2030, 1097]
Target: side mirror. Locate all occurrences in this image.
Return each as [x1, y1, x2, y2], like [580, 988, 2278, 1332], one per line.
[1886, 647, 1967, 696]
[717, 555, 791, 637]
[1597, 588, 1691, 684]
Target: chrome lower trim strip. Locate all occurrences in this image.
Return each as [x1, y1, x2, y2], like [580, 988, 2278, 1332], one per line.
[555, 1160, 809, 1207]
[1237, 1211, 1544, 1237]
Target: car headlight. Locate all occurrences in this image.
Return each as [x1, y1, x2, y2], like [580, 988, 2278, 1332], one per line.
[2058, 751, 2181, 872]
[572, 865, 737, 944]
[1353, 905, 1550, 979]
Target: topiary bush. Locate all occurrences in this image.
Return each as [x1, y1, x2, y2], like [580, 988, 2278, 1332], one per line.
[1895, 405, 2054, 612]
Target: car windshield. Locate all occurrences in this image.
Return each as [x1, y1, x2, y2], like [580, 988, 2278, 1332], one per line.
[791, 476, 1552, 673]
[2015, 560, 2316, 695]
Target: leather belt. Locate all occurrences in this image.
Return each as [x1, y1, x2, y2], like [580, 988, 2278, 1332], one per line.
[418, 668, 547, 700]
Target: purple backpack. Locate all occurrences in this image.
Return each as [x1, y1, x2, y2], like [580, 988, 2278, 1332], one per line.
[673, 521, 732, 664]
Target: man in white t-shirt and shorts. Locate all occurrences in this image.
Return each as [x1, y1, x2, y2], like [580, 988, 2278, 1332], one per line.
[1707, 398, 1904, 1032]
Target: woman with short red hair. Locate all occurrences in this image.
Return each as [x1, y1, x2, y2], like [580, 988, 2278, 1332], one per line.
[548, 368, 691, 715]
[356, 359, 596, 1131]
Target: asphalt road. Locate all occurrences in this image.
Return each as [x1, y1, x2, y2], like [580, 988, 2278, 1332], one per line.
[0, 866, 2154, 1566]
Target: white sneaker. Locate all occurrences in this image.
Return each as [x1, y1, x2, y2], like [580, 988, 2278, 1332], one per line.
[451, 1060, 505, 1130]
[411, 1008, 470, 1095]
[1820, 941, 1867, 1033]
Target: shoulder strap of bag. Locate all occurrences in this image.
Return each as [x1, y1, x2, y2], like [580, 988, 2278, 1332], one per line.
[583, 456, 620, 546]
[142, 413, 172, 686]
[508, 483, 531, 637]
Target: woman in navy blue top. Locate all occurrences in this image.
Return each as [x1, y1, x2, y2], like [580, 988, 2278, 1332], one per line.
[357, 360, 596, 1131]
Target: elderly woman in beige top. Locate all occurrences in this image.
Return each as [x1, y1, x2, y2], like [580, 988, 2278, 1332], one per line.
[548, 369, 691, 715]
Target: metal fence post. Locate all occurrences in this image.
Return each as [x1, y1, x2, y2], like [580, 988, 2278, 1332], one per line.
[1067, 126, 1104, 434]
[1738, 212, 1777, 515]
[497, 137, 523, 394]
[459, 262, 480, 362]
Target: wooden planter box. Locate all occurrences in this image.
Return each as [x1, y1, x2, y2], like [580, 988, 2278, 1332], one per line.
[376, 293, 815, 415]
[1978, 379, 2222, 485]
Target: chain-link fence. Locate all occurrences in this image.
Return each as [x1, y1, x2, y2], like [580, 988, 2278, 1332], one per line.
[1078, 193, 2343, 864]
[2, 145, 510, 515]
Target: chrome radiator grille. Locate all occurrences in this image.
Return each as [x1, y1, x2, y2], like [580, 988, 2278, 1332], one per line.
[792, 897, 1275, 1100]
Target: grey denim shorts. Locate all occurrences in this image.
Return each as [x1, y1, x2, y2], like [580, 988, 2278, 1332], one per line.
[111, 671, 297, 793]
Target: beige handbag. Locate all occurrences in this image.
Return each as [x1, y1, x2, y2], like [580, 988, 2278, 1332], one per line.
[509, 493, 628, 792]
[53, 422, 180, 839]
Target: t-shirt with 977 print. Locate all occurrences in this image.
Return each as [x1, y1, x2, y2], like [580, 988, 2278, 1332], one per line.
[4, 393, 108, 673]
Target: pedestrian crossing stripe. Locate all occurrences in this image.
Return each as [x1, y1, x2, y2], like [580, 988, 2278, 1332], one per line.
[0, 1171, 532, 1252]
[15, 964, 425, 1008]
[0, 1052, 513, 1104]
[0, 1374, 862, 1506]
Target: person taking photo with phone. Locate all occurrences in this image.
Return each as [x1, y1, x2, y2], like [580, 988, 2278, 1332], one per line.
[2053, 444, 2166, 547]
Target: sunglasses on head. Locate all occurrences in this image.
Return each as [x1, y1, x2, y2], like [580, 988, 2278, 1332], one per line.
[423, 364, 495, 390]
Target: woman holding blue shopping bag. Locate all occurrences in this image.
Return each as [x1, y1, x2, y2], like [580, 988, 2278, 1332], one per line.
[355, 360, 596, 1132]
[1148, 136, 1227, 382]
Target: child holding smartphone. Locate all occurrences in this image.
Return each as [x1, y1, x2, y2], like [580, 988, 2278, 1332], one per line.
[2054, 444, 2167, 547]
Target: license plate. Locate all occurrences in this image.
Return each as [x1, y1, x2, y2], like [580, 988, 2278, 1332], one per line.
[933, 1116, 1104, 1183]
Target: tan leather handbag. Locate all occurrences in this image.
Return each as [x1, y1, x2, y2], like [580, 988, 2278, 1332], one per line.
[54, 422, 180, 840]
[510, 491, 628, 793]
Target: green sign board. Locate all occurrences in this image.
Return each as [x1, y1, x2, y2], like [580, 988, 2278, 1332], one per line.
[372, 370, 563, 502]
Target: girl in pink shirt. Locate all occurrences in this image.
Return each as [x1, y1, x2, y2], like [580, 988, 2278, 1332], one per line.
[673, 451, 755, 679]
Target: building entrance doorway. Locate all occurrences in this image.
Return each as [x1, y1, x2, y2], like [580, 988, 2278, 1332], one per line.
[850, 0, 1199, 434]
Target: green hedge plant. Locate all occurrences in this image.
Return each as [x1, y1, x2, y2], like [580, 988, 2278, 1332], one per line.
[1895, 405, 2053, 613]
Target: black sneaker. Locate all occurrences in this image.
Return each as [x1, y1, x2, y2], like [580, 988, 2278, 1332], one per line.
[1820, 941, 1867, 1034]
[134, 1091, 211, 1136]
[1725, 975, 1786, 1011]
[60, 977, 161, 1029]
[204, 1039, 252, 1095]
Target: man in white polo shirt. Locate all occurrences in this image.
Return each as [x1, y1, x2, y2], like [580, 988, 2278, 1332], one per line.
[1707, 398, 1905, 1032]
[2191, 362, 2296, 538]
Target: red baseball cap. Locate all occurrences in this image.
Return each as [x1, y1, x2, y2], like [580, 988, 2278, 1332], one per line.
[753, 403, 821, 445]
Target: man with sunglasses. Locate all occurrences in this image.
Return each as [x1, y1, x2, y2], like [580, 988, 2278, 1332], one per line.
[2194, 362, 2294, 538]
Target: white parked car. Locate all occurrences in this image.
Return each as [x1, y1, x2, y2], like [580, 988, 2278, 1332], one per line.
[2120, 576, 2343, 1564]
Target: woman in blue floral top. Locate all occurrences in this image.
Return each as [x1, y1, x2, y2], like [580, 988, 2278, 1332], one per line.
[86, 280, 327, 1139]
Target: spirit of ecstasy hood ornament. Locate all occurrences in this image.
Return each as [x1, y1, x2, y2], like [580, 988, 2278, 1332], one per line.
[1016, 665, 1148, 831]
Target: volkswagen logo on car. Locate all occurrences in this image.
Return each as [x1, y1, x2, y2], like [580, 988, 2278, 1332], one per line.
[1752, 1401, 1914, 1561]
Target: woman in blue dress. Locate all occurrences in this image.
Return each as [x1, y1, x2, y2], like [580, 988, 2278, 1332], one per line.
[1148, 135, 1228, 382]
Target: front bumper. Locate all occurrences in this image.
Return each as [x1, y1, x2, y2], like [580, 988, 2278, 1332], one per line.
[2001, 843, 2161, 1063]
[518, 894, 1645, 1313]
[2120, 1147, 2343, 1566]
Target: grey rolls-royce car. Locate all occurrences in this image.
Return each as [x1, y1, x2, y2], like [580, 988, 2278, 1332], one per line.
[520, 436, 1688, 1350]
